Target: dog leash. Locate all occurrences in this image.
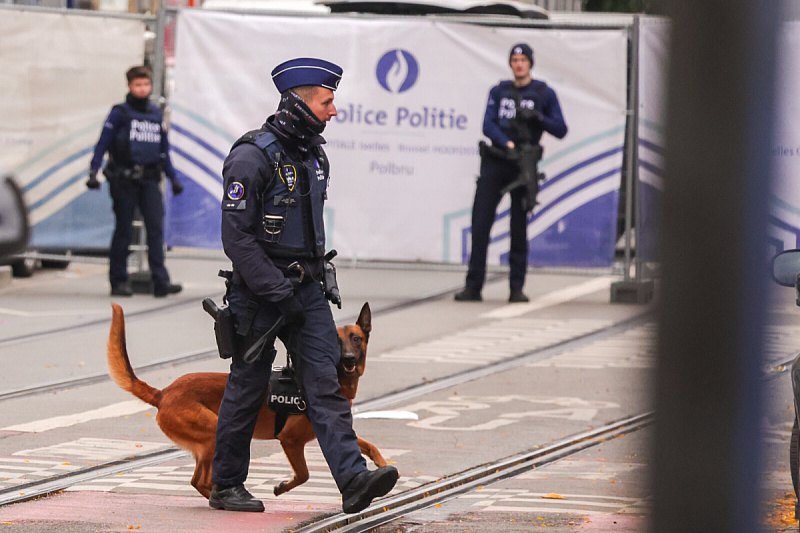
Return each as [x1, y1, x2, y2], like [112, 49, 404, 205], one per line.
[242, 314, 285, 364]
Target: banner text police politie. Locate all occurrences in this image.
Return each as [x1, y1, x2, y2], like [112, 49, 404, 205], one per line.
[333, 103, 468, 130]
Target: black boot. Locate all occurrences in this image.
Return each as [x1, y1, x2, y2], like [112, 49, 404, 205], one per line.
[454, 287, 482, 302]
[110, 282, 133, 297]
[154, 282, 183, 298]
[341, 465, 399, 514]
[209, 484, 264, 512]
[509, 288, 529, 303]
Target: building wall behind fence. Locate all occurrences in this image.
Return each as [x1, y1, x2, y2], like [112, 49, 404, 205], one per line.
[0, 9, 146, 250]
[169, 10, 628, 267]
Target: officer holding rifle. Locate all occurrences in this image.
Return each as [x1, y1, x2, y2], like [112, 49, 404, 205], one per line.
[455, 43, 568, 303]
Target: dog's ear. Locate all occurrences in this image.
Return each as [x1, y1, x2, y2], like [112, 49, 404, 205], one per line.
[356, 302, 372, 340]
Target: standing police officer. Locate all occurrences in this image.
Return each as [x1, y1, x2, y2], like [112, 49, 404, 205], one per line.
[210, 58, 398, 514]
[87, 66, 183, 298]
[455, 44, 568, 303]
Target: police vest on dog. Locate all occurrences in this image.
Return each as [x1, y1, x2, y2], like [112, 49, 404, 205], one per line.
[267, 366, 307, 436]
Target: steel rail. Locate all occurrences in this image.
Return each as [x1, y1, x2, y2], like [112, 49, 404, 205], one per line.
[293, 412, 655, 533]
[0, 448, 188, 507]
[0, 296, 200, 349]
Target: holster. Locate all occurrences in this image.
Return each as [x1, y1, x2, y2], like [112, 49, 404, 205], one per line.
[202, 297, 238, 359]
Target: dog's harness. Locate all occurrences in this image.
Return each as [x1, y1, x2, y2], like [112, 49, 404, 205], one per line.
[267, 353, 307, 437]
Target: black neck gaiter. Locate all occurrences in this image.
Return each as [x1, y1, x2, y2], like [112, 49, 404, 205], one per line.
[273, 90, 326, 147]
[126, 92, 151, 113]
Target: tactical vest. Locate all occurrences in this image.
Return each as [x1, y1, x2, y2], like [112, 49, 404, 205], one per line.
[235, 129, 329, 258]
[110, 103, 164, 167]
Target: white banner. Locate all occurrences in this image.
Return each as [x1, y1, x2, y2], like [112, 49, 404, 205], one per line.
[0, 11, 145, 248]
[170, 11, 628, 265]
[770, 21, 800, 254]
[639, 18, 800, 258]
[637, 16, 670, 262]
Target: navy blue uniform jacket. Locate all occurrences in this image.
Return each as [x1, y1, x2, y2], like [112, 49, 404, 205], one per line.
[482, 80, 568, 147]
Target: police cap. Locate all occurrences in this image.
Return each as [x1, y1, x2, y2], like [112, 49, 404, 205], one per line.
[271, 58, 343, 93]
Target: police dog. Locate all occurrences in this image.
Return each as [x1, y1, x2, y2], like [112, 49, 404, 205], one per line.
[106, 302, 387, 499]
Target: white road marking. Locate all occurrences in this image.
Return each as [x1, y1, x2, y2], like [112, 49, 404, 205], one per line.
[376, 318, 612, 366]
[14, 438, 169, 460]
[480, 276, 618, 319]
[0, 307, 106, 317]
[2, 400, 153, 433]
[354, 411, 419, 420]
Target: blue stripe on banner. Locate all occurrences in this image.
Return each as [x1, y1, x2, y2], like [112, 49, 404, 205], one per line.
[29, 167, 89, 212]
[171, 123, 227, 161]
[459, 147, 624, 251]
[24, 146, 94, 193]
[769, 215, 800, 242]
[488, 167, 621, 245]
[640, 159, 663, 176]
[638, 138, 663, 155]
[541, 146, 623, 192]
[171, 145, 224, 184]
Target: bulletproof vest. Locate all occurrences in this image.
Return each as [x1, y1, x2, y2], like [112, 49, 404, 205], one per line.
[110, 103, 164, 167]
[238, 129, 329, 258]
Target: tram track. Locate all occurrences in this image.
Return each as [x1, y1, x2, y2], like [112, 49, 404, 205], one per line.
[0, 309, 653, 508]
[0, 296, 200, 349]
[294, 411, 655, 533]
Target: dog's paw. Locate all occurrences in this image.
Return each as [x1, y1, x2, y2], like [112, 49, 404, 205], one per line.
[273, 481, 288, 496]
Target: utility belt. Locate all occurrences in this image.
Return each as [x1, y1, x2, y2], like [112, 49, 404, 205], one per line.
[202, 250, 341, 363]
[103, 161, 162, 181]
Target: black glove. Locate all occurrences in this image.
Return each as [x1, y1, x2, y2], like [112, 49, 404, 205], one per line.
[170, 178, 184, 196]
[277, 295, 306, 329]
[517, 107, 544, 124]
[86, 170, 101, 190]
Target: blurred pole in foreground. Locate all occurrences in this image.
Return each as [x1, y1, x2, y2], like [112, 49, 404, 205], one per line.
[652, 1, 780, 532]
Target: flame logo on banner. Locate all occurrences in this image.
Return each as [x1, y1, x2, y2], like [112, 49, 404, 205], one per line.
[376, 49, 419, 93]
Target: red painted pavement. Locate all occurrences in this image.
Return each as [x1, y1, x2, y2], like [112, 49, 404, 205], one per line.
[0, 491, 339, 532]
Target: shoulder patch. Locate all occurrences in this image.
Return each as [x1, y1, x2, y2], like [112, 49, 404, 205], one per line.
[227, 181, 245, 200]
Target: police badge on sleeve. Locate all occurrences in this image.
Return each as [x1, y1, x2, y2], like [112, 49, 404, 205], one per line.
[223, 181, 246, 210]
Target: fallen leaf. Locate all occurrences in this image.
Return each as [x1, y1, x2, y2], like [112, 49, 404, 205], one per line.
[542, 493, 566, 500]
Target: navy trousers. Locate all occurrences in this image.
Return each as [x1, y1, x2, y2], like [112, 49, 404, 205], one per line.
[465, 156, 529, 292]
[212, 280, 366, 492]
[108, 177, 169, 288]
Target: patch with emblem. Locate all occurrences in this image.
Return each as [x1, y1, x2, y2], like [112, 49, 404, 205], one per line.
[227, 182, 245, 200]
[280, 165, 297, 191]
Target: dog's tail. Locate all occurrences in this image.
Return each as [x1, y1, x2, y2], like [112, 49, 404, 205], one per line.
[107, 303, 162, 408]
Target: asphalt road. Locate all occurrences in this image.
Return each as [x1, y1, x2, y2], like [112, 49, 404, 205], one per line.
[0, 254, 798, 532]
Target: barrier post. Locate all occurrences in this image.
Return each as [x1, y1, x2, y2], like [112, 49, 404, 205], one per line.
[611, 14, 654, 304]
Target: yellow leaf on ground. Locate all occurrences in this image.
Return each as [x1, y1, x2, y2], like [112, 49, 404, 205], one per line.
[542, 493, 566, 500]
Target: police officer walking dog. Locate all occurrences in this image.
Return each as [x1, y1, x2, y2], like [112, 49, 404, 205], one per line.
[210, 58, 398, 514]
[87, 66, 183, 298]
[455, 44, 568, 303]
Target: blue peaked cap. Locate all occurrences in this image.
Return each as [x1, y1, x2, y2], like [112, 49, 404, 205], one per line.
[271, 58, 343, 93]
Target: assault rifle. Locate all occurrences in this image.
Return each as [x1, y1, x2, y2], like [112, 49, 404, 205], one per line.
[479, 140, 545, 214]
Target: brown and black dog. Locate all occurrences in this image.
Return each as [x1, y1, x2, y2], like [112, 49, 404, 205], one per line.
[106, 302, 387, 499]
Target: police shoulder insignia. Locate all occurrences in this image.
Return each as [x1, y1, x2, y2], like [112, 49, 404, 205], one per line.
[280, 165, 297, 191]
[227, 181, 245, 200]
